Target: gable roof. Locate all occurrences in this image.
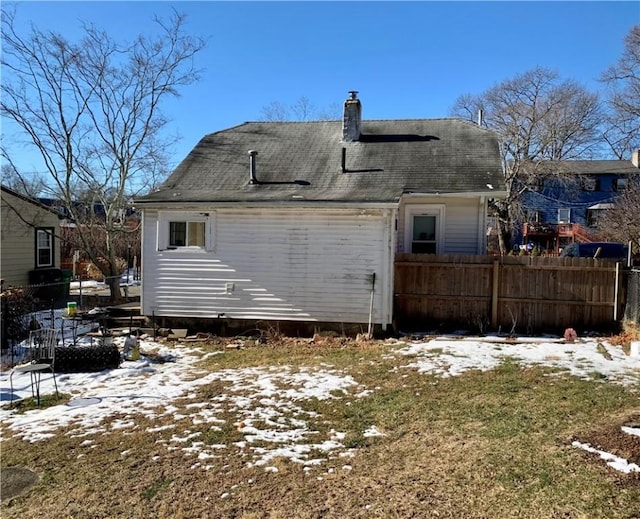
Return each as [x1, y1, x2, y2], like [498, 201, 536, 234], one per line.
[550, 160, 640, 176]
[1, 185, 65, 218]
[135, 118, 506, 206]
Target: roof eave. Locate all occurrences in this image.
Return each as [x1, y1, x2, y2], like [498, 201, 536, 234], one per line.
[134, 200, 400, 210]
[401, 190, 507, 199]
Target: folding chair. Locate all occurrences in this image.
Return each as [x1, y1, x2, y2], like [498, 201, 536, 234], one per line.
[10, 328, 60, 406]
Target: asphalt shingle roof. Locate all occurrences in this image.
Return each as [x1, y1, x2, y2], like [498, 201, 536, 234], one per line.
[556, 160, 640, 175]
[135, 119, 505, 205]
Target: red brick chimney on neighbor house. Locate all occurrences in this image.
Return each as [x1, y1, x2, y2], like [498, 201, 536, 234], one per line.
[342, 91, 362, 142]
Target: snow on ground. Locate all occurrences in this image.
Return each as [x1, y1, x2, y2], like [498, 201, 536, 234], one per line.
[571, 440, 639, 474]
[69, 269, 141, 292]
[395, 335, 640, 386]
[1, 333, 639, 474]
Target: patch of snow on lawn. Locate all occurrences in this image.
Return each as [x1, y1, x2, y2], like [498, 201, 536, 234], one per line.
[1, 340, 363, 468]
[394, 336, 640, 386]
[2, 333, 639, 473]
[572, 441, 640, 474]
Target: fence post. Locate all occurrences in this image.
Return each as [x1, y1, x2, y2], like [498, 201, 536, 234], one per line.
[491, 260, 499, 329]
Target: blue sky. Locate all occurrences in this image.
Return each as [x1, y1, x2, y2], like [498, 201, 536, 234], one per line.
[3, 1, 639, 174]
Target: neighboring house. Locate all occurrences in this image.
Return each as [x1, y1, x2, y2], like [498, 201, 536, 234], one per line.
[0, 185, 64, 287]
[134, 92, 506, 330]
[520, 154, 640, 252]
[37, 197, 138, 224]
[36, 196, 141, 274]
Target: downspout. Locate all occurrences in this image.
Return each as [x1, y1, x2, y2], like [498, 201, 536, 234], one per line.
[478, 196, 486, 253]
[382, 207, 396, 331]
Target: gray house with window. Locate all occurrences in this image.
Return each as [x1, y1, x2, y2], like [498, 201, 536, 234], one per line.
[134, 92, 506, 331]
[1, 185, 63, 287]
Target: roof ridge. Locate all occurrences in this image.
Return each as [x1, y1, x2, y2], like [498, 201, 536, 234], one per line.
[238, 117, 471, 123]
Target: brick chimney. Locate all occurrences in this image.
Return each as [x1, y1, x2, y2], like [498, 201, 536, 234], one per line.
[632, 149, 640, 168]
[342, 91, 362, 142]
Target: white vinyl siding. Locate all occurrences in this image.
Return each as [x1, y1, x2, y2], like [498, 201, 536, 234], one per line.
[142, 208, 394, 326]
[398, 197, 484, 254]
[444, 201, 484, 254]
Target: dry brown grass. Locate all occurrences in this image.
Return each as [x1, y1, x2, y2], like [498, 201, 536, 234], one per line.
[1, 339, 639, 518]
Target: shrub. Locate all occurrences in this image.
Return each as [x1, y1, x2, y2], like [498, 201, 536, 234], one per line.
[1, 287, 35, 351]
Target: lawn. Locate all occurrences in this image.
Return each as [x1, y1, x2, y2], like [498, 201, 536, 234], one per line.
[1, 334, 639, 518]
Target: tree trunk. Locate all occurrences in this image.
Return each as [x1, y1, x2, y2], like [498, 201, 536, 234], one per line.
[106, 275, 123, 304]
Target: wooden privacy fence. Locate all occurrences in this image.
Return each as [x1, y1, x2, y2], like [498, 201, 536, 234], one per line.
[394, 254, 628, 333]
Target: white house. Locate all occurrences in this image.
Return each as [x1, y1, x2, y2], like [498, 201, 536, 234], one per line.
[134, 92, 506, 331]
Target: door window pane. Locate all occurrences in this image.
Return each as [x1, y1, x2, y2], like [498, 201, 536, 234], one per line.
[412, 242, 437, 253]
[412, 215, 437, 253]
[413, 215, 436, 241]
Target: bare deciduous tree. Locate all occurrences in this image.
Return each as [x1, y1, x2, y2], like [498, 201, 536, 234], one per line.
[1, 7, 205, 300]
[259, 101, 290, 122]
[450, 67, 602, 253]
[600, 24, 640, 159]
[291, 96, 315, 121]
[596, 175, 640, 251]
[315, 102, 342, 121]
[260, 96, 341, 122]
[0, 156, 47, 197]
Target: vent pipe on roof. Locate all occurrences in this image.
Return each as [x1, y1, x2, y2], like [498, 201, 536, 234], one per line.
[478, 109, 484, 126]
[341, 147, 346, 173]
[632, 149, 640, 168]
[248, 150, 258, 184]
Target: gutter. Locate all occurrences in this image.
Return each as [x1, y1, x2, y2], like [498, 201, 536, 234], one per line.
[401, 190, 507, 199]
[133, 200, 399, 210]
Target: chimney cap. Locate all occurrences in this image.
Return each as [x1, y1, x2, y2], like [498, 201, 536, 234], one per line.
[348, 91, 359, 100]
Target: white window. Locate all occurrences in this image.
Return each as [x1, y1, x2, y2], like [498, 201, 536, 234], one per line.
[526, 210, 542, 223]
[615, 177, 628, 191]
[158, 212, 214, 251]
[36, 228, 54, 267]
[169, 221, 205, 247]
[558, 208, 571, 224]
[404, 205, 445, 254]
